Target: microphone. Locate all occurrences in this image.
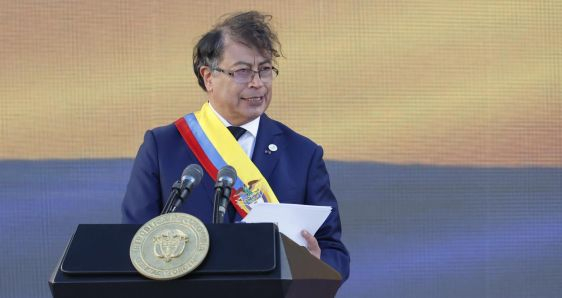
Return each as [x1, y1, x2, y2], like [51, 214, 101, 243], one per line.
[178, 164, 204, 200]
[164, 164, 204, 214]
[213, 165, 237, 224]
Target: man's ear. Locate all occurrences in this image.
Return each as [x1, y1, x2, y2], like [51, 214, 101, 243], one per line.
[200, 66, 213, 92]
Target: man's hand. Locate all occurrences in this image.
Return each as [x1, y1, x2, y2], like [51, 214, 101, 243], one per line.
[301, 230, 321, 259]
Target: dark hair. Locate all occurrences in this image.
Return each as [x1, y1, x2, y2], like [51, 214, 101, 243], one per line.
[193, 11, 283, 91]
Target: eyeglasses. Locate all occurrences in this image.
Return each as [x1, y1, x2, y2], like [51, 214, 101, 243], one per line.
[213, 66, 279, 84]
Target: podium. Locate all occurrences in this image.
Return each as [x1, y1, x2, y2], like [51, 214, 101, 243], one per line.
[49, 223, 341, 298]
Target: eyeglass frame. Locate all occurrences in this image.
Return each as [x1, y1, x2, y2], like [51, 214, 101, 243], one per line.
[212, 66, 279, 84]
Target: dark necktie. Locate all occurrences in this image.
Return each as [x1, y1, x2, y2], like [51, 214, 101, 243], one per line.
[227, 126, 246, 140]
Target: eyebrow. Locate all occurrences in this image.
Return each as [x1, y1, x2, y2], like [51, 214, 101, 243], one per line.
[229, 60, 272, 68]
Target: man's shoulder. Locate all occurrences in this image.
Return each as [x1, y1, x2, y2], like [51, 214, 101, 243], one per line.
[139, 121, 184, 150]
[149, 121, 180, 138]
[263, 115, 318, 149]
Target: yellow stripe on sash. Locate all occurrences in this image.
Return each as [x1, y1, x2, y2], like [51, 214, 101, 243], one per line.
[194, 103, 279, 211]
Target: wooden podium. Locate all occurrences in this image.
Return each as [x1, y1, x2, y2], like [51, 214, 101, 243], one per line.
[49, 223, 342, 298]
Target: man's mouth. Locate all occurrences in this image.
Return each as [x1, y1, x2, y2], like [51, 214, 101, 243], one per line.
[241, 96, 264, 102]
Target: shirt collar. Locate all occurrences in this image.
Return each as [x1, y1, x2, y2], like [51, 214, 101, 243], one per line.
[208, 102, 260, 138]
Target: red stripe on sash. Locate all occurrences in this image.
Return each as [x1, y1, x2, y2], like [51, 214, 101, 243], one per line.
[175, 117, 247, 218]
[175, 118, 218, 179]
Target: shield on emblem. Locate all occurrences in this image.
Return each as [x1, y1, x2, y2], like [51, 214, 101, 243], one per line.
[152, 229, 189, 262]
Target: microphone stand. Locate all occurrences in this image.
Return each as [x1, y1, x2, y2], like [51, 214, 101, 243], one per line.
[212, 187, 221, 223]
[212, 181, 232, 224]
[161, 180, 181, 214]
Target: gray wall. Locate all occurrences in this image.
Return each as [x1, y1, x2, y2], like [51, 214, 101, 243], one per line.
[1, 160, 561, 297]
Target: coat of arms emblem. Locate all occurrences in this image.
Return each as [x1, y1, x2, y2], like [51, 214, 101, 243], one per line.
[152, 229, 189, 262]
[234, 179, 265, 210]
[130, 213, 209, 280]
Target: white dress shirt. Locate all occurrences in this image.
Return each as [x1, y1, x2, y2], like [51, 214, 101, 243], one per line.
[208, 103, 260, 158]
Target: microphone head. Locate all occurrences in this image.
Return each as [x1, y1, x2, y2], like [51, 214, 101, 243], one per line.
[217, 165, 237, 187]
[181, 164, 203, 188]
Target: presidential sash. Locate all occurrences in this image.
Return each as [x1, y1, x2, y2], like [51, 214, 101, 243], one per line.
[175, 103, 279, 217]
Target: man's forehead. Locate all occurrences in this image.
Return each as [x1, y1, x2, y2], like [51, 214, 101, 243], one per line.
[221, 38, 272, 66]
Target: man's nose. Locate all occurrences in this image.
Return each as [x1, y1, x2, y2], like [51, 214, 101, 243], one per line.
[248, 71, 265, 88]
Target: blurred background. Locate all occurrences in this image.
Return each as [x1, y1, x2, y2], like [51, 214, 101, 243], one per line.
[1, 1, 561, 297]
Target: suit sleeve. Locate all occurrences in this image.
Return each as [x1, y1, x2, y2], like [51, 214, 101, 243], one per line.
[306, 145, 351, 281]
[121, 130, 163, 223]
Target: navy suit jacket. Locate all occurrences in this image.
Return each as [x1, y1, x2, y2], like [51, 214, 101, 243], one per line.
[122, 114, 350, 281]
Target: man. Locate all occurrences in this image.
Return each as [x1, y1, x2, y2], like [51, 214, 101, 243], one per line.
[122, 11, 350, 281]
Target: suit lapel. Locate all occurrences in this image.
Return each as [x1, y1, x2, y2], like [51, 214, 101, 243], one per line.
[252, 114, 283, 181]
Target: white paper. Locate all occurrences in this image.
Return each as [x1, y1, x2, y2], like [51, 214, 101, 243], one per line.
[241, 203, 332, 246]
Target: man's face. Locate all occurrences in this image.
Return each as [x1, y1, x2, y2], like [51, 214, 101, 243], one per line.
[201, 38, 273, 126]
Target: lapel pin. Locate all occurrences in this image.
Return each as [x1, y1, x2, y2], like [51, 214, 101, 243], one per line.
[268, 144, 278, 152]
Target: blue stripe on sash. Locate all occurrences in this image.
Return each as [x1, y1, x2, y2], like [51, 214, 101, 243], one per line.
[184, 114, 244, 190]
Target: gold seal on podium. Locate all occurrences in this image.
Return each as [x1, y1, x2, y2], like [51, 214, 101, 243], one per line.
[129, 213, 210, 280]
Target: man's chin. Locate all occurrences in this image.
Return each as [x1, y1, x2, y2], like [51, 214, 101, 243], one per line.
[239, 107, 267, 123]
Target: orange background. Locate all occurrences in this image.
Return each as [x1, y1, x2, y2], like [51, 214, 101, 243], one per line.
[1, 0, 561, 166]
